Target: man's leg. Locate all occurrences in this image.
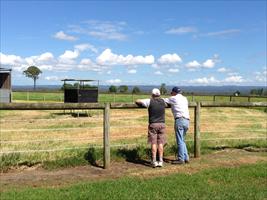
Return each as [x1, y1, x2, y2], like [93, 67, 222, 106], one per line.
[158, 143, 163, 162]
[183, 119, 189, 162]
[175, 119, 185, 161]
[151, 144, 157, 162]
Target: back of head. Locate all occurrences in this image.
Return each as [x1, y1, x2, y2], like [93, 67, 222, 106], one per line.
[151, 88, 161, 97]
[171, 86, 182, 95]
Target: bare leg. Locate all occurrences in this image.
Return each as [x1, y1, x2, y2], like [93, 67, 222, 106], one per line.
[158, 143, 163, 161]
[151, 144, 157, 162]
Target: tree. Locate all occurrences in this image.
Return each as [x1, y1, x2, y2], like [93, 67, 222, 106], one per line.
[132, 86, 141, 94]
[250, 88, 264, 96]
[61, 83, 74, 90]
[160, 83, 167, 95]
[233, 90, 241, 96]
[119, 85, 128, 93]
[23, 66, 42, 90]
[109, 85, 117, 93]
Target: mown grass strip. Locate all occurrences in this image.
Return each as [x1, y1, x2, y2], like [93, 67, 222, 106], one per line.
[2, 163, 267, 200]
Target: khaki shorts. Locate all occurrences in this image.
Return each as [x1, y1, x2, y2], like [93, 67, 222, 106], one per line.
[147, 123, 166, 145]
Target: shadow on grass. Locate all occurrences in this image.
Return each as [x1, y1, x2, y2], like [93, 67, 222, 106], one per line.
[52, 111, 92, 118]
[84, 147, 103, 169]
[116, 147, 151, 167]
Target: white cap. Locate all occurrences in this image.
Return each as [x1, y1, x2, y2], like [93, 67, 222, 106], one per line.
[152, 88, 160, 96]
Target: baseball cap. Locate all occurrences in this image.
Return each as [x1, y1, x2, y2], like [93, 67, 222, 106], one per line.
[152, 88, 161, 96]
[171, 87, 182, 94]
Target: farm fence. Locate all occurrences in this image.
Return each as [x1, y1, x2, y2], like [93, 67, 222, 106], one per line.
[0, 101, 266, 169]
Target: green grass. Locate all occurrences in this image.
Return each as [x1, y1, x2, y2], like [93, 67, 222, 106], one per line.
[12, 91, 267, 103]
[1, 163, 266, 200]
[1, 138, 265, 172]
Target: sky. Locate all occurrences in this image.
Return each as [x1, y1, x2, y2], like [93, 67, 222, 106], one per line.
[0, 0, 266, 86]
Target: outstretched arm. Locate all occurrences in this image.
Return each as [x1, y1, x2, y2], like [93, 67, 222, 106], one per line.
[135, 99, 150, 108]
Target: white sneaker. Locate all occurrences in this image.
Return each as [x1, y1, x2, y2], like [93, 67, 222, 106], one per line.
[151, 161, 158, 168]
[158, 161, 163, 167]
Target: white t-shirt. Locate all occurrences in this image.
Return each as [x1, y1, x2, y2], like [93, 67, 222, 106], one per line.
[163, 94, 190, 119]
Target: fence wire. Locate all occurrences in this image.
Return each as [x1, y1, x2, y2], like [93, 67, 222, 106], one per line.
[0, 107, 266, 155]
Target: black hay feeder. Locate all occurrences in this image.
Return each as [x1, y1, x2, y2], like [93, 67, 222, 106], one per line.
[62, 79, 99, 103]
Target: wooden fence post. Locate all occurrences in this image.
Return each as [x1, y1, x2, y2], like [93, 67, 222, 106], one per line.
[213, 95, 216, 101]
[194, 102, 201, 158]
[103, 103, 110, 169]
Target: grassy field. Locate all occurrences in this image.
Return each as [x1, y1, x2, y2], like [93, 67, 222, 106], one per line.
[0, 104, 266, 171]
[11, 91, 267, 103]
[1, 92, 267, 199]
[1, 163, 266, 200]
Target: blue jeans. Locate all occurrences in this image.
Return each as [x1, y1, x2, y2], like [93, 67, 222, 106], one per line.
[175, 118, 189, 161]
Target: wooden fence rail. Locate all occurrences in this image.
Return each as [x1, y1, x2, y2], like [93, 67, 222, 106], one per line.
[1, 101, 267, 169]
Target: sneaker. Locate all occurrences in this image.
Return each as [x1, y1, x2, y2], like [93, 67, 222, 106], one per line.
[171, 160, 185, 165]
[151, 161, 158, 168]
[157, 161, 163, 167]
[185, 160, 190, 164]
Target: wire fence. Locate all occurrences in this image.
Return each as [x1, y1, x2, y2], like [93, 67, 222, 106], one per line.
[1, 106, 266, 155]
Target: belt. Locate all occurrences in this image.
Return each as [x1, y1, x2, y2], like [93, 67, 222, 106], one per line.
[175, 117, 189, 120]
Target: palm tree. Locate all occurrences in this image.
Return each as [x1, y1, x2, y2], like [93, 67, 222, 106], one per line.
[23, 66, 42, 90]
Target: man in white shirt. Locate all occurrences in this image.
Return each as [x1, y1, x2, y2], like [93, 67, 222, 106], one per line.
[164, 87, 190, 164]
[135, 88, 167, 168]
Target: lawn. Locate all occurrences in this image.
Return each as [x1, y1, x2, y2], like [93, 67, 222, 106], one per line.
[1, 163, 266, 200]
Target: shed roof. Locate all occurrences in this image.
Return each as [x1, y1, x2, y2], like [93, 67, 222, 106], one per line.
[0, 68, 12, 73]
[61, 79, 98, 82]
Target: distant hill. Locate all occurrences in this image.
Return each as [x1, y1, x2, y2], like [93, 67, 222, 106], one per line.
[12, 85, 267, 96]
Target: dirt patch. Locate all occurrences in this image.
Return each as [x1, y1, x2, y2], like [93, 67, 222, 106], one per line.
[0, 149, 266, 191]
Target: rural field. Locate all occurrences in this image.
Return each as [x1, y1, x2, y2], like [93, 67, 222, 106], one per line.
[0, 92, 267, 199]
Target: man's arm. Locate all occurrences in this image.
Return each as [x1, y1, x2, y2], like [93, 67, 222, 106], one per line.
[135, 99, 150, 108]
[163, 97, 172, 106]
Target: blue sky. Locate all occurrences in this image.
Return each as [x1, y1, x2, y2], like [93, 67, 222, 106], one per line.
[0, 0, 266, 86]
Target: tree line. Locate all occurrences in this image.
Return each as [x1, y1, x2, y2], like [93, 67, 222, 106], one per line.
[108, 83, 168, 94]
[22, 66, 266, 96]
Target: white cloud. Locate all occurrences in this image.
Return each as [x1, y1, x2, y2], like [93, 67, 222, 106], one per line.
[78, 58, 103, 71]
[37, 52, 54, 62]
[89, 31, 127, 41]
[189, 76, 219, 84]
[53, 31, 78, 41]
[227, 72, 239, 76]
[39, 65, 53, 71]
[158, 53, 182, 64]
[254, 69, 267, 82]
[96, 49, 154, 66]
[154, 71, 163, 75]
[202, 59, 215, 68]
[0, 53, 23, 65]
[165, 26, 197, 34]
[128, 69, 137, 74]
[217, 67, 229, 73]
[186, 60, 201, 68]
[204, 29, 241, 37]
[59, 50, 79, 61]
[106, 79, 122, 84]
[74, 43, 98, 53]
[224, 75, 244, 83]
[168, 68, 179, 73]
[71, 20, 128, 41]
[45, 76, 62, 81]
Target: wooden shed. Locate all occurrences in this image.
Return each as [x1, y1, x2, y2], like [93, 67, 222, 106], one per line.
[0, 68, 12, 103]
[62, 79, 99, 103]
